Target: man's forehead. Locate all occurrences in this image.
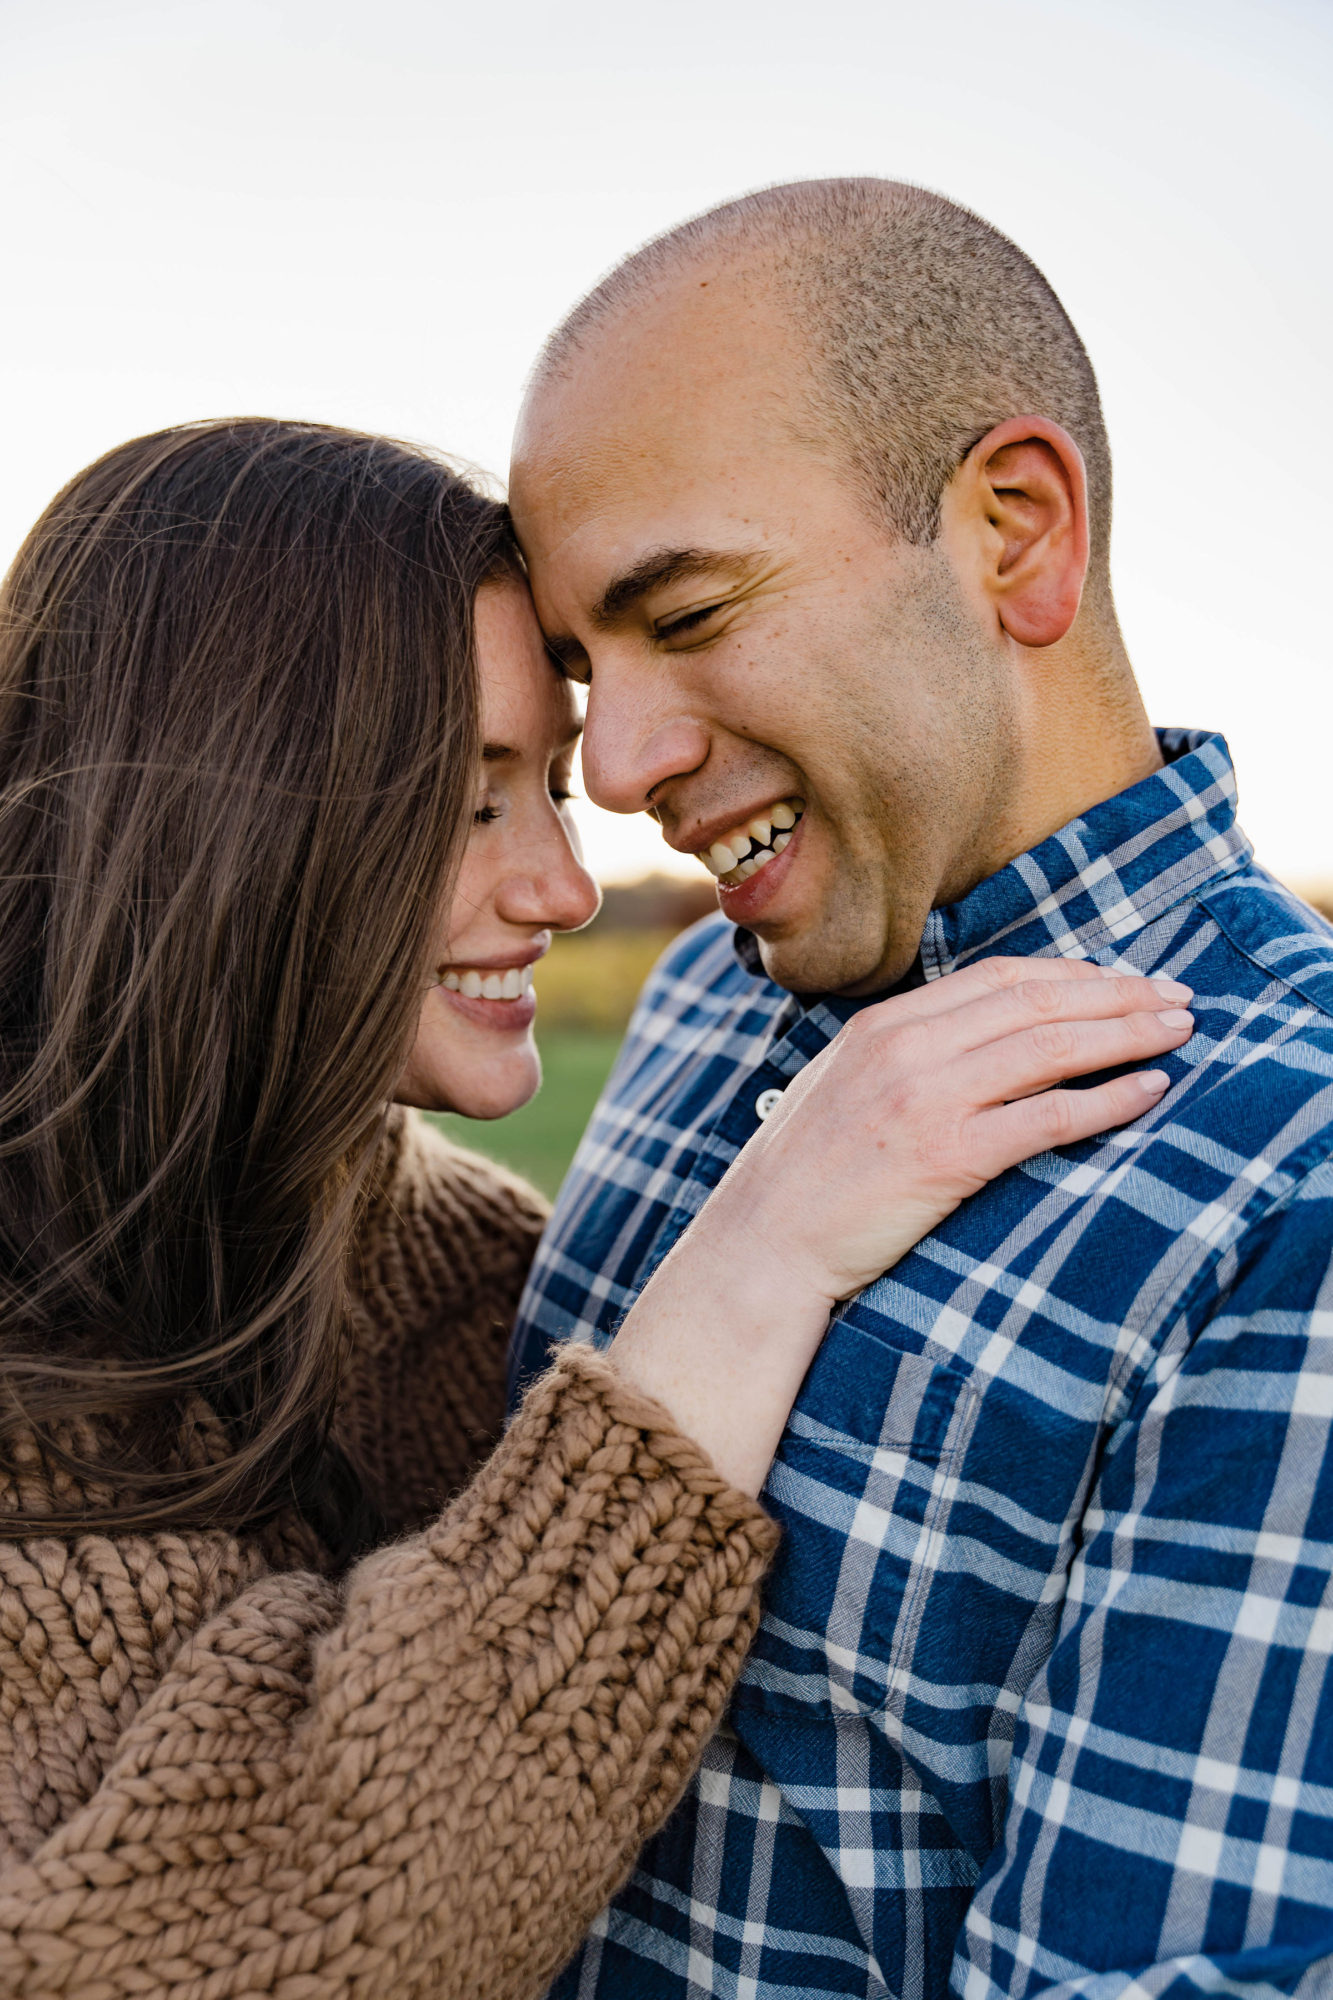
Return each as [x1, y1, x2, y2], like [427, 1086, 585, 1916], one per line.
[512, 402, 814, 615]
[513, 370, 720, 522]
[516, 278, 808, 499]
[520, 496, 765, 632]
[514, 455, 710, 598]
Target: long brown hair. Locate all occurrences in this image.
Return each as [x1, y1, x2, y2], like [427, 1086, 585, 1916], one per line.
[0, 418, 515, 1543]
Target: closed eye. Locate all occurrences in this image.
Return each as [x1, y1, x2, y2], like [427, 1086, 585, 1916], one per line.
[655, 601, 729, 642]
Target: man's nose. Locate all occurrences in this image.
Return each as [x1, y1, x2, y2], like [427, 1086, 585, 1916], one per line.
[580, 688, 711, 817]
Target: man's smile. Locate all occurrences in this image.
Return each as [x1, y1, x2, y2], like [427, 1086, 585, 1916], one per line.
[690, 796, 805, 887]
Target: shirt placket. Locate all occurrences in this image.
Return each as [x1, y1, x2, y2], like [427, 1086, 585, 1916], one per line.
[630, 1000, 850, 1291]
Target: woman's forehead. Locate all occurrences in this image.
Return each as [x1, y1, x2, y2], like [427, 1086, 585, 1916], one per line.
[476, 584, 582, 755]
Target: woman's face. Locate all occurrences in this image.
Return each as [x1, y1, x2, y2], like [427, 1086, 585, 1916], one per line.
[395, 579, 601, 1119]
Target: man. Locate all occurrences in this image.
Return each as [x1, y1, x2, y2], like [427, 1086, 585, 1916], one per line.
[507, 181, 1333, 1997]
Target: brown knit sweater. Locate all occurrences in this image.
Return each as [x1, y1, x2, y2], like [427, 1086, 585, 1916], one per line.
[0, 1110, 778, 1999]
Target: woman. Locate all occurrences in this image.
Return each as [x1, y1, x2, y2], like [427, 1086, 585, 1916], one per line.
[0, 420, 1192, 1998]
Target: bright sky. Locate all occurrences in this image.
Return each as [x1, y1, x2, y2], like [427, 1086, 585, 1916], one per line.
[4, 0, 1329, 886]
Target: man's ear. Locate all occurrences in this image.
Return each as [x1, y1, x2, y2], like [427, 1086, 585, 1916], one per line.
[947, 416, 1090, 648]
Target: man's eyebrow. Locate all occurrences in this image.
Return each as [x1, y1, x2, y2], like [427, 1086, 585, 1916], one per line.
[591, 547, 763, 628]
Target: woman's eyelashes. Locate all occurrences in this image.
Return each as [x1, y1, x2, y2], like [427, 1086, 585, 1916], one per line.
[472, 776, 577, 826]
[548, 754, 578, 807]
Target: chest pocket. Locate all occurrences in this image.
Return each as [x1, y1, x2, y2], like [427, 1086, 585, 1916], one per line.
[734, 1316, 979, 1718]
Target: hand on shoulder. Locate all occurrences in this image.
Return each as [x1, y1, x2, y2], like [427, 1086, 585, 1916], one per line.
[611, 957, 1193, 1495]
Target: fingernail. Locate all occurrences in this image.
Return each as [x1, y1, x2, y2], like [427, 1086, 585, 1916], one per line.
[1156, 1008, 1193, 1028]
[1151, 979, 1193, 1001]
[1140, 1069, 1170, 1092]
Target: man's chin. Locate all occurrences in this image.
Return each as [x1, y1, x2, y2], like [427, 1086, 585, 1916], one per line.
[751, 927, 901, 999]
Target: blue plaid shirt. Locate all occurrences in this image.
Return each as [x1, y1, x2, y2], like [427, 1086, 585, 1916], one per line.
[509, 730, 1333, 1999]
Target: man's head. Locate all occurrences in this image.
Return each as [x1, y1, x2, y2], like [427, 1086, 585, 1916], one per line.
[511, 178, 1155, 994]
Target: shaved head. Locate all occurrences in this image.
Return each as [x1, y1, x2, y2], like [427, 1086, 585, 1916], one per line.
[535, 177, 1115, 606]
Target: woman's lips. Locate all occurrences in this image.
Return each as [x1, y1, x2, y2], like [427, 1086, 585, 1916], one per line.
[431, 957, 539, 1032]
[435, 985, 538, 1032]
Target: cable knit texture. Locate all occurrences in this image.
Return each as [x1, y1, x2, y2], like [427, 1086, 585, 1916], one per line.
[0, 1110, 778, 1998]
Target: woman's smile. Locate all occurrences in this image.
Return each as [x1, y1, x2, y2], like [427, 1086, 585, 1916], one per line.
[433, 956, 539, 1031]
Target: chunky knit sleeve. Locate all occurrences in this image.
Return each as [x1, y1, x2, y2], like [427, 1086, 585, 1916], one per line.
[0, 1343, 778, 2000]
[340, 1109, 551, 1530]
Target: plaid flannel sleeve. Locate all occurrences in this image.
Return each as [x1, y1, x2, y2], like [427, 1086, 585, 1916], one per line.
[957, 1157, 1333, 2000]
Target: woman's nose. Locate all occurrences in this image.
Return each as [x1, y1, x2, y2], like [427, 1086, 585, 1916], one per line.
[497, 824, 601, 935]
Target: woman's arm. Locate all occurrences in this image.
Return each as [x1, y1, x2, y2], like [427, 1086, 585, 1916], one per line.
[0, 1344, 776, 2000]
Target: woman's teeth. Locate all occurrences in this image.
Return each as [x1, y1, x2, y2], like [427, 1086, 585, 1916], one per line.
[438, 964, 535, 1001]
[699, 799, 803, 887]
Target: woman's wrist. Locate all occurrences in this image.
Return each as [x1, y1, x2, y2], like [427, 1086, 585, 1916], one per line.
[608, 1206, 834, 1497]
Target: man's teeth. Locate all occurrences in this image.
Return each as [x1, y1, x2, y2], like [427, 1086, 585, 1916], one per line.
[699, 801, 804, 886]
[438, 964, 534, 1000]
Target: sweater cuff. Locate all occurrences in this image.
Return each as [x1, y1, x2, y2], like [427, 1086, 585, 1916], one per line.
[525, 1337, 777, 1548]
[424, 1336, 780, 1589]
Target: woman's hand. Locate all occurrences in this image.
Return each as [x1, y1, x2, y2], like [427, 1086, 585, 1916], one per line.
[611, 957, 1192, 1495]
[711, 955, 1192, 1307]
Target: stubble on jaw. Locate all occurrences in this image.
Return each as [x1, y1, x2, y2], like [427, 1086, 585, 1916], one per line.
[747, 546, 1021, 1000]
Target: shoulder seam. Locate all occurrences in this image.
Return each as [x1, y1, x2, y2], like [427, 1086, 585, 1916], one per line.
[1196, 881, 1333, 1024]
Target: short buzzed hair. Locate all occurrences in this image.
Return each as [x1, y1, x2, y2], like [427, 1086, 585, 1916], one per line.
[539, 179, 1115, 599]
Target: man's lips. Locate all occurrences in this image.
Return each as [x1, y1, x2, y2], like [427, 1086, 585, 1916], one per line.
[715, 808, 806, 922]
[675, 797, 805, 884]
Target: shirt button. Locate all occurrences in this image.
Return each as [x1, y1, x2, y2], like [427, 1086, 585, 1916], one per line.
[754, 1086, 785, 1122]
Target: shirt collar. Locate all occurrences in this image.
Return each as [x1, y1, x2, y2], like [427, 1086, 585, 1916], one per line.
[732, 728, 1251, 1004]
